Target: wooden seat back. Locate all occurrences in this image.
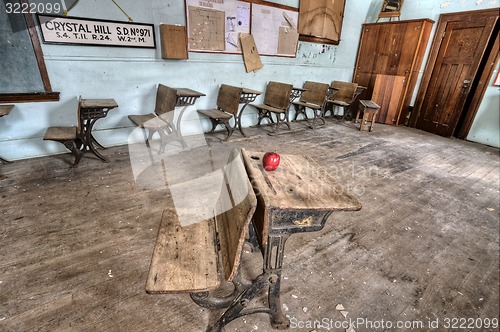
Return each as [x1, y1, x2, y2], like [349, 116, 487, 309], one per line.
[154, 84, 178, 117]
[300, 81, 330, 106]
[263, 81, 293, 110]
[146, 148, 256, 293]
[216, 148, 257, 281]
[217, 84, 243, 116]
[331, 81, 358, 104]
[76, 96, 83, 135]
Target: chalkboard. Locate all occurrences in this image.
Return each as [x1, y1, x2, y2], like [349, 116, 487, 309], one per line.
[0, 0, 45, 94]
[0, 0, 58, 102]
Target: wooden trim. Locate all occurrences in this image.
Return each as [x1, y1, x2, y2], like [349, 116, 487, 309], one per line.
[409, 9, 499, 128]
[240, 0, 297, 12]
[298, 35, 339, 45]
[365, 18, 435, 27]
[0, 92, 60, 103]
[22, 0, 52, 93]
[456, 22, 499, 139]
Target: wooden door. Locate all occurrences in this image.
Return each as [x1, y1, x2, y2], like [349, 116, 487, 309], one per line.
[415, 15, 497, 136]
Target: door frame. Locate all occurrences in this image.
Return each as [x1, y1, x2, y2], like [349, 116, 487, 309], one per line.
[409, 9, 499, 135]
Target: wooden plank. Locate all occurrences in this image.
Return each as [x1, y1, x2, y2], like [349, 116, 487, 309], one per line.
[145, 208, 220, 293]
[159, 24, 188, 60]
[372, 74, 405, 124]
[216, 149, 257, 281]
[216, 85, 243, 116]
[330, 81, 357, 103]
[263, 81, 292, 109]
[242, 149, 361, 211]
[300, 81, 330, 106]
[80, 99, 118, 109]
[0, 92, 60, 103]
[0, 104, 14, 116]
[240, 33, 263, 73]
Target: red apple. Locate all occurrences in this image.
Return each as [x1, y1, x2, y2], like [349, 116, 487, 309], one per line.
[263, 152, 280, 171]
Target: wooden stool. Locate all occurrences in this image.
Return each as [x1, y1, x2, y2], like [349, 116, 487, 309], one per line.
[356, 100, 380, 132]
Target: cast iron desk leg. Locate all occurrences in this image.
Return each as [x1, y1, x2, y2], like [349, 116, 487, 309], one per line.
[207, 234, 291, 331]
[82, 118, 109, 163]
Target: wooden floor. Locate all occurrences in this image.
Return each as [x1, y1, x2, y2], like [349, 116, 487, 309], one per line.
[1, 119, 499, 332]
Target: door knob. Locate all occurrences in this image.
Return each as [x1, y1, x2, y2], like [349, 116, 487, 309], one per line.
[462, 79, 471, 94]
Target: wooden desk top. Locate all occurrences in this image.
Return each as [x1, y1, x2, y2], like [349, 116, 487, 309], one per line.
[360, 100, 380, 109]
[175, 88, 206, 97]
[0, 105, 14, 117]
[80, 99, 118, 109]
[242, 149, 361, 211]
[242, 88, 262, 95]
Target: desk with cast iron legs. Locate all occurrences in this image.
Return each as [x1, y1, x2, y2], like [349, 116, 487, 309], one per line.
[236, 88, 262, 137]
[191, 149, 362, 330]
[162, 88, 205, 148]
[78, 99, 118, 163]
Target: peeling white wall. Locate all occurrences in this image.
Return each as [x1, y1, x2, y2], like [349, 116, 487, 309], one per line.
[467, 65, 500, 148]
[0, 0, 499, 160]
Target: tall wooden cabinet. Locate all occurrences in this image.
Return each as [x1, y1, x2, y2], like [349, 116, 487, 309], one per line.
[353, 19, 434, 125]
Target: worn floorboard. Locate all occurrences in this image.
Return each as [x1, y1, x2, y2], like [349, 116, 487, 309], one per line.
[1, 118, 498, 332]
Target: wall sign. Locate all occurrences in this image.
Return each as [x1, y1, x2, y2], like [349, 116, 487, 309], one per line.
[36, 14, 155, 48]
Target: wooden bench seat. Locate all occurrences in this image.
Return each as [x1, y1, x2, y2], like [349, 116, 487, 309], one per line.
[128, 113, 169, 130]
[292, 81, 330, 129]
[292, 100, 321, 109]
[43, 126, 78, 141]
[43, 98, 83, 167]
[146, 148, 257, 295]
[251, 81, 293, 133]
[128, 84, 177, 145]
[146, 209, 219, 293]
[324, 81, 366, 119]
[251, 103, 287, 114]
[197, 109, 232, 120]
[197, 85, 243, 141]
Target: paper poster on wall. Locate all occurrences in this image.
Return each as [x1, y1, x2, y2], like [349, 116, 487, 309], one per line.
[185, 0, 250, 53]
[277, 26, 299, 55]
[251, 4, 299, 57]
[188, 6, 225, 51]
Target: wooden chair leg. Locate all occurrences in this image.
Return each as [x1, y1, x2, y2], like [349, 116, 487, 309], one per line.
[355, 109, 361, 124]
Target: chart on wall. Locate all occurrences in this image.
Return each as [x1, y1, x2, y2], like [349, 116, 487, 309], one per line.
[185, 0, 299, 57]
[251, 4, 299, 56]
[185, 0, 250, 53]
